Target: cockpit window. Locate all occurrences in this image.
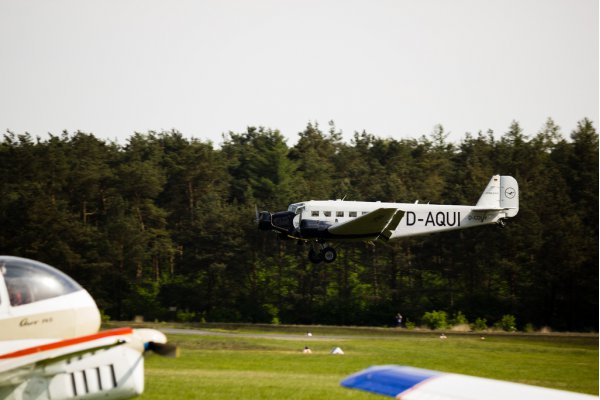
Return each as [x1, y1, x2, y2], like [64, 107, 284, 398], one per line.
[287, 203, 304, 213]
[0, 257, 82, 307]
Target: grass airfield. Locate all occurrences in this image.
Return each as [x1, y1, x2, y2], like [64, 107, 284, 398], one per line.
[130, 324, 598, 399]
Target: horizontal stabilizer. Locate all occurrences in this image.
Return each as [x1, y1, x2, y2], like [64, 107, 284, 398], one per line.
[471, 207, 506, 212]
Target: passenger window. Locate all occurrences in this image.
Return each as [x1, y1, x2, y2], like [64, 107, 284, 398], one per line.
[362, 211, 369, 215]
[336, 211, 344, 217]
[349, 211, 357, 217]
[324, 211, 332, 217]
[311, 211, 319, 217]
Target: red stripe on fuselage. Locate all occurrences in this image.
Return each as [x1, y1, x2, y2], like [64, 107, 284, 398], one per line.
[0, 327, 134, 359]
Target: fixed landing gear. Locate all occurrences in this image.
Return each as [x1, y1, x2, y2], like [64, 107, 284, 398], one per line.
[308, 248, 322, 263]
[322, 247, 336, 263]
[308, 245, 337, 264]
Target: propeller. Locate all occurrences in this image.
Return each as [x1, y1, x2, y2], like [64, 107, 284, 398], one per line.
[255, 206, 273, 231]
[145, 341, 179, 358]
[135, 328, 179, 358]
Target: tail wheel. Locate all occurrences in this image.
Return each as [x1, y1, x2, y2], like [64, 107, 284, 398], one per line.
[322, 247, 337, 263]
[308, 248, 323, 264]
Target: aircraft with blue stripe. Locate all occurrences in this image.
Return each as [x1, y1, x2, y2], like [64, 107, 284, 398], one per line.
[341, 365, 597, 400]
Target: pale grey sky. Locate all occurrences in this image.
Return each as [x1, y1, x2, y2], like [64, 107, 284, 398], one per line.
[0, 0, 597, 145]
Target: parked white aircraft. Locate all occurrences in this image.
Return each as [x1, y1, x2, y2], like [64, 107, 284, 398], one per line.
[0, 256, 176, 400]
[341, 365, 596, 400]
[258, 175, 518, 263]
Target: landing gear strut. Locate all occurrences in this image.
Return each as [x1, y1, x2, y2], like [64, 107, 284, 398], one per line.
[308, 245, 337, 264]
[308, 248, 322, 264]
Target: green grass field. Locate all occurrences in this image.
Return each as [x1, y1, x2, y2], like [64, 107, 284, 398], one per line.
[136, 325, 598, 399]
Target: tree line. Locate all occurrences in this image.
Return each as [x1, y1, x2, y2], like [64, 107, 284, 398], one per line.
[0, 119, 597, 331]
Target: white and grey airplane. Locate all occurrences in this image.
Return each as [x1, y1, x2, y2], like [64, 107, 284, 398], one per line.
[258, 175, 519, 263]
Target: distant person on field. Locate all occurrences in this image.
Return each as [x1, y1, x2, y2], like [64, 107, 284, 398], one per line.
[396, 313, 403, 327]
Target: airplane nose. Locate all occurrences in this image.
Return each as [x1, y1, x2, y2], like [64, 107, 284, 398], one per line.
[74, 290, 102, 336]
[258, 211, 272, 231]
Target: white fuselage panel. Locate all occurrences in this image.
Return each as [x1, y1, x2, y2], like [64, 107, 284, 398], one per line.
[297, 200, 502, 240]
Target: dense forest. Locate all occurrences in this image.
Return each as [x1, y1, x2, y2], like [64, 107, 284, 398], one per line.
[0, 119, 597, 331]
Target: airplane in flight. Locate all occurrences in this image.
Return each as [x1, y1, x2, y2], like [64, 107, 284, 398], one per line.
[341, 364, 596, 400]
[258, 175, 518, 263]
[0, 255, 176, 400]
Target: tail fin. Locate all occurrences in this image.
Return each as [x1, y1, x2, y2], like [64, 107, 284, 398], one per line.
[499, 175, 519, 217]
[476, 175, 519, 217]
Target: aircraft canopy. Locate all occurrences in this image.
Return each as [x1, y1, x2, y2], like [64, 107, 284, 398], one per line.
[0, 256, 82, 307]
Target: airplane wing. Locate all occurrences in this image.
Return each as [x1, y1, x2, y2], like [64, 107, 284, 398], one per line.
[340, 365, 597, 400]
[0, 328, 132, 373]
[0, 327, 175, 400]
[377, 209, 405, 241]
[328, 208, 404, 240]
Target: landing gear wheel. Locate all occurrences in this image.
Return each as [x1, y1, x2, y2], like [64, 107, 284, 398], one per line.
[308, 248, 323, 264]
[322, 247, 337, 263]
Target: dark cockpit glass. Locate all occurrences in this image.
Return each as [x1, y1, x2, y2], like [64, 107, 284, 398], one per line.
[0, 256, 82, 307]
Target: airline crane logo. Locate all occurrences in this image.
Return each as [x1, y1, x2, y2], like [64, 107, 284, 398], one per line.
[504, 187, 516, 199]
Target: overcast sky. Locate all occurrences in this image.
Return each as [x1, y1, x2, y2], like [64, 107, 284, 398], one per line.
[0, 0, 597, 145]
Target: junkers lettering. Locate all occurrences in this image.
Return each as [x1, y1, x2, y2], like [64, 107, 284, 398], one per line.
[406, 211, 461, 227]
